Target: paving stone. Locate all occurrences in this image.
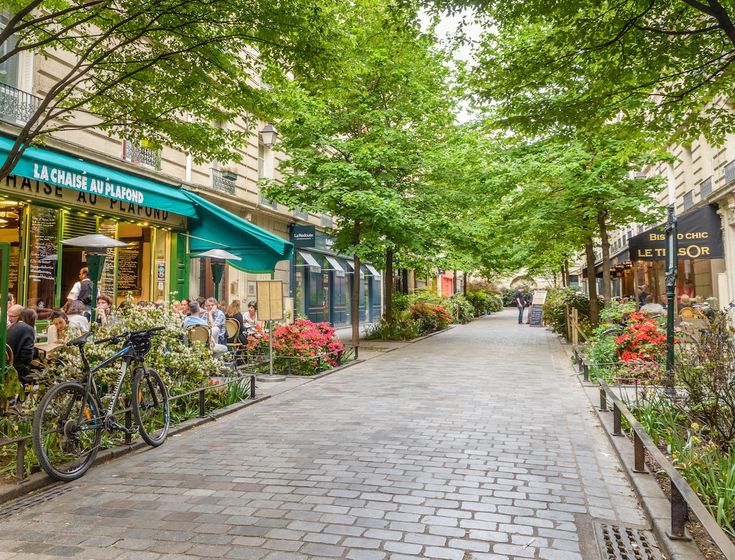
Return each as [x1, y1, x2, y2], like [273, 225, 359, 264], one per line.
[0, 311, 658, 560]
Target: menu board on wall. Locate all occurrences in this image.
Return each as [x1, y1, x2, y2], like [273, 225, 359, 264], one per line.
[8, 244, 19, 298]
[28, 207, 58, 283]
[98, 222, 117, 297]
[117, 238, 142, 295]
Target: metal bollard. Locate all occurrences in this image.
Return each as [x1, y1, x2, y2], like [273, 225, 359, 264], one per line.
[668, 482, 691, 540]
[583, 363, 589, 382]
[613, 404, 622, 436]
[250, 375, 256, 399]
[633, 431, 647, 473]
[16, 441, 25, 482]
[599, 387, 608, 411]
[198, 388, 206, 417]
[125, 409, 132, 445]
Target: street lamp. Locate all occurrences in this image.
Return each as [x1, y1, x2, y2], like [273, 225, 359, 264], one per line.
[259, 124, 278, 148]
[61, 234, 128, 323]
[192, 248, 242, 302]
[664, 204, 678, 395]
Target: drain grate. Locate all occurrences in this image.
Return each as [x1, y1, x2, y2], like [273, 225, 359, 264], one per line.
[594, 521, 663, 560]
[0, 485, 74, 520]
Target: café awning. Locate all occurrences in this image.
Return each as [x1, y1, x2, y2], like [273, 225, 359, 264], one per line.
[184, 191, 293, 273]
[0, 136, 197, 217]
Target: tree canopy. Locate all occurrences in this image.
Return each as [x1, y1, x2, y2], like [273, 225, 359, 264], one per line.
[0, 0, 335, 178]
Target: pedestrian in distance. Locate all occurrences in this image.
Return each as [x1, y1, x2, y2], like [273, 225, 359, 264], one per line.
[514, 285, 526, 324]
[637, 284, 648, 309]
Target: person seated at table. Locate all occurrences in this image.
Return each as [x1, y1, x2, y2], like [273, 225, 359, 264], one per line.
[243, 301, 259, 330]
[8, 308, 38, 384]
[46, 310, 69, 343]
[225, 300, 248, 344]
[96, 294, 113, 324]
[66, 300, 90, 333]
[205, 297, 226, 344]
[7, 304, 22, 327]
[183, 301, 208, 329]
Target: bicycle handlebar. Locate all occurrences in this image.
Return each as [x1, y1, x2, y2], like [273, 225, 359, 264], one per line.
[94, 326, 166, 346]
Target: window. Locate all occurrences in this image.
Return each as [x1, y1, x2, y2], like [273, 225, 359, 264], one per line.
[699, 176, 712, 200]
[724, 160, 735, 186]
[294, 207, 308, 220]
[321, 214, 333, 228]
[683, 190, 694, 210]
[123, 139, 161, 170]
[258, 141, 273, 180]
[0, 16, 19, 87]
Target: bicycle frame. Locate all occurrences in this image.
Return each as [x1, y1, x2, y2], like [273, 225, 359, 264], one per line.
[77, 342, 139, 428]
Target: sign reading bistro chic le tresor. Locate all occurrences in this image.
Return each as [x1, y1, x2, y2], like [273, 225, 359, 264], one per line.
[1, 174, 186, 228]
[628, 204, 723, 261]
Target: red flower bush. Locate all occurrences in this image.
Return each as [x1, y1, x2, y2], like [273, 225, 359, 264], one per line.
[409, 302, 451, 333]
[247, 319, 345, 372]
[614, 311, 666, 363]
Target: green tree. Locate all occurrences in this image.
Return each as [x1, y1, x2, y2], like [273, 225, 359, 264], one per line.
[462, 0, 735, 142]
[0, 0, 334, 178]
[262, 0, 458, 343]
[473, 130, 665, 324]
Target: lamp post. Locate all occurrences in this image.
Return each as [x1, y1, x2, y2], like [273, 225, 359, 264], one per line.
[664, 204, 678, 395]
[192, 249, 242, 301]
[61, 234, 128, 323]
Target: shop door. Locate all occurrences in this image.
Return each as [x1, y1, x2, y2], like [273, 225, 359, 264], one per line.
[60, 213, 97, 305]
[172, 233, 189, 300]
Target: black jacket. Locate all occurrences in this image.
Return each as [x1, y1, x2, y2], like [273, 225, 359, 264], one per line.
[7, 321, 36, 383]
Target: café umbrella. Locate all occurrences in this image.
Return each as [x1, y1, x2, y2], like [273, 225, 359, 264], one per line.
[62, 234, 128, 323]
[192, 249, 242, 301]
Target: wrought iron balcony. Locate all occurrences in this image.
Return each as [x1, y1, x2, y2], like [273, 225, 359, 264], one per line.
[259, 190, 277, 209]
[0, 82, 41, 126]
[123, 139, 161, 170]
[725, 160, 735, 186]
[211, 168, 237, 194]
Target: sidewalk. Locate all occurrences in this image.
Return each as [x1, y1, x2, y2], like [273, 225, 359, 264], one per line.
[0, 309, 666, 560]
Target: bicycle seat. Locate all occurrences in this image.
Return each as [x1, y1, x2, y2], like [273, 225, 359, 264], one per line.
[67, 331, 93, 348]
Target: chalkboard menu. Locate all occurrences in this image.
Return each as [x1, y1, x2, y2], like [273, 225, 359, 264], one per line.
[28, 207, 58, 283]
[117, 238, 142, 295]
[529, 304, 544, 327]
[98, 222, 117, 297]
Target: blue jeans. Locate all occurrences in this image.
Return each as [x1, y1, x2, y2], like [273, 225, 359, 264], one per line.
[518, 305, 524, 323]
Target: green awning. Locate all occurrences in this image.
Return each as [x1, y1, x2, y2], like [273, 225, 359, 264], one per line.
[0, 136, 197, 217]
[184, 191, 293, 273]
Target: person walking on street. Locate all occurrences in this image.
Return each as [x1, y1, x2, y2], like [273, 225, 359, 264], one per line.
[515, 286, 526, 324]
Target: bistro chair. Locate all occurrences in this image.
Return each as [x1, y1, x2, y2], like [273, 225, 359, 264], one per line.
[225, 318, 246, 367]
[186, 325, 211, 346]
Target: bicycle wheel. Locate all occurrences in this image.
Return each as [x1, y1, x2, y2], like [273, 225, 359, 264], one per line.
[32, 381, 103, 482]
[132, 367, 169, 447]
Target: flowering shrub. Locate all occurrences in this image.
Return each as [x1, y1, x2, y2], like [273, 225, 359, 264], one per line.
[614, 311, 666, 363]
[409, 301, 451, 333]
[247, 318, 344, 375]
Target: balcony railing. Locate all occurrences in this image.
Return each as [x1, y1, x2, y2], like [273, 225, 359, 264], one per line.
[259, 191, 278, 209]
[0, 82, 41, 126]
[294, 207, 309, 220]
[699, 176, 712, 200]
[123, 139, 161, 170]
[211, 169, 237, 194]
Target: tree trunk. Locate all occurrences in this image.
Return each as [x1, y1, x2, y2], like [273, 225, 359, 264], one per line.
[463, 272, 467, 296]
[351, 219, 361, 350]
[401, 269, 409, 294]
[384, 246, 393, 325]
[585, 238, 600, 327]
[598, 210, 611, 304]
[564, 259, 570, 287]
[453, 270, 457, 295]
[560, 265, 566, 287]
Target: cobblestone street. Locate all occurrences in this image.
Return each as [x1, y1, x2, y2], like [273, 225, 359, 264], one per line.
[0, 310, 653, 560]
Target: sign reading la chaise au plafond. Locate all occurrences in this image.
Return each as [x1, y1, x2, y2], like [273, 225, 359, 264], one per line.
[1, 174, 186, 228]
[628, 204, 723, 261]
[32, 163, 144, 204]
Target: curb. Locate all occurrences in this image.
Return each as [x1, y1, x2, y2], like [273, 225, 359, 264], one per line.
[0, 394, 270, 506]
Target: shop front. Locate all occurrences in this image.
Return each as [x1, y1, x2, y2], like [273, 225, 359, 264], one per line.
[290, 225, 382, 326]
[0, 136, 293, 315]
[628, 204, 725, 308]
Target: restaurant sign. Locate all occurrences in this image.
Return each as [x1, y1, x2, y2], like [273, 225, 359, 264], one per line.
[628, 204, 723, 261]
[2, 175, 186, 228]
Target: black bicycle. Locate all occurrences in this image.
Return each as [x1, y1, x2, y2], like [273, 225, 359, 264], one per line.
[32, 326, 170, 482]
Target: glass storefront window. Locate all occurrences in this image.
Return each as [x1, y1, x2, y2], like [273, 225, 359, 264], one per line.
[152, 228, 169, 302]
[636, 258, 726, 309]
[0, 201, 22, 301]
[27, 206, 59, 318]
